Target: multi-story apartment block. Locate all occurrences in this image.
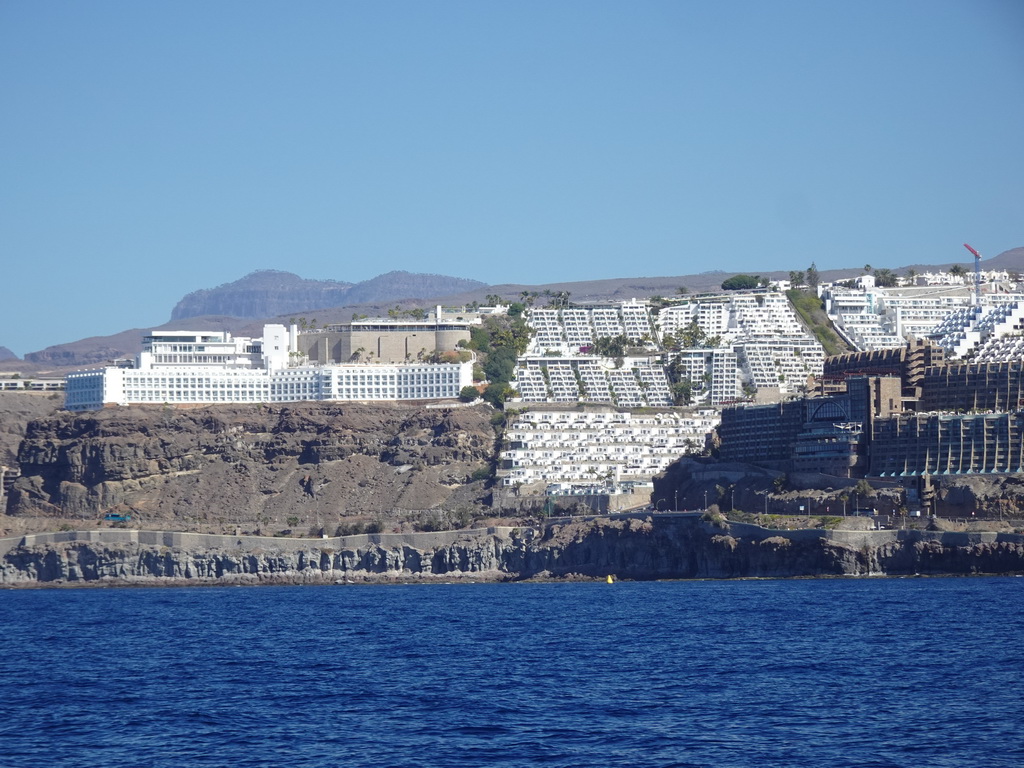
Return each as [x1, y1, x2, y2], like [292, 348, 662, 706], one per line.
[718, 398, 807, 472]
[709, 349, 740, 404]
[919, 361, 1024, 413]
[869, 412, 1024, 477]
[718, 340, 1024, 487]
[822, 339, 944, 400]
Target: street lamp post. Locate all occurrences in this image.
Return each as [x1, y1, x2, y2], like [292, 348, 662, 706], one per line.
[674, 490, 678, 512]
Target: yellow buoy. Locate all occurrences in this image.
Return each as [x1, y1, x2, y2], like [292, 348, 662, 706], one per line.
[606, 574, 614, 584]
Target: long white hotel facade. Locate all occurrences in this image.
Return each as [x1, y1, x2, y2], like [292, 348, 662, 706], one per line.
[65, 324, 473, 411]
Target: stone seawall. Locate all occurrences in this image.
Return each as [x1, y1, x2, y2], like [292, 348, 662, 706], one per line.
[3, 517, 1024, 586]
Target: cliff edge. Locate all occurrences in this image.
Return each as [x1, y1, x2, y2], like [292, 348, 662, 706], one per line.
[2, 516, 1022, 586]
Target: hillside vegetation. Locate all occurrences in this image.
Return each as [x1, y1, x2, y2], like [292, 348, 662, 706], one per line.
[786, 289, 851, 356]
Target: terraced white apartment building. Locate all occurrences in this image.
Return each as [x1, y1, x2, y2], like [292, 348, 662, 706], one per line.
[512, 356, 674, 408]
[822, 277, 1024, 357]
[657, 292, 824, 403]
[527, 301, 658, 355]
[499, 408, 720, 490]
[930, 298, 1024, 361]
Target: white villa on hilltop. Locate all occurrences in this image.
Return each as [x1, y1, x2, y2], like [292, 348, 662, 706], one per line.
[64, 324, 473, 411]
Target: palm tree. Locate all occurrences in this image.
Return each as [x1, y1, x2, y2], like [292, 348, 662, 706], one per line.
[874, 268, 897, 287]
[806, 262, 820, 290]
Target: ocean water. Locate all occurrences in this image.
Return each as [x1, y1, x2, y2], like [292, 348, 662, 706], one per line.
[1, 578, 1022, 768]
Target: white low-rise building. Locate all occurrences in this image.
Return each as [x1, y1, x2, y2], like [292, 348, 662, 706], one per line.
[0, 377, 65, 391]
[64, 324, 472, 411]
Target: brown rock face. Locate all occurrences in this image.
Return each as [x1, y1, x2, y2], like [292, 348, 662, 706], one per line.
[0, 392, 63, 467]
[7, 402, 495, 529]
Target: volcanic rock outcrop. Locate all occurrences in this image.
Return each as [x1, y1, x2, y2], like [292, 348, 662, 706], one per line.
[6, 402, 495, 529]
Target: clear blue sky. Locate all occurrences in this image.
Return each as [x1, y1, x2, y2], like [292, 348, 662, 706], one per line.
[2, 0, 1022, 356]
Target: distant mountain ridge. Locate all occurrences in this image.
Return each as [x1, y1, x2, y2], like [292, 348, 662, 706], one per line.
[170, 270, 486, 321]
[17, 248, 1024, 369]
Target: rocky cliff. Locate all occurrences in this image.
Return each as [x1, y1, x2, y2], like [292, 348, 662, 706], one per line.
[655, 456, 1024, 520]
[5, 402, 496, 533]
[0, 392, 63, 467]
[2, 516, 1022, 586]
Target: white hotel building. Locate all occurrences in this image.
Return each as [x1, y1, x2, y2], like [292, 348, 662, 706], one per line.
[65, 324, 473, 411]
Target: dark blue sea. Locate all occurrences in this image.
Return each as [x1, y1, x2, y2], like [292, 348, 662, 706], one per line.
[2, 578, 1022, 768]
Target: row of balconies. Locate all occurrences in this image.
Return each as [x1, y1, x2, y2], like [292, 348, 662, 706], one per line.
[509, 417, 718, 431]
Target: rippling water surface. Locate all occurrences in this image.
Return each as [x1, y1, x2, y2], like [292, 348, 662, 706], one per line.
[2, 578, 1022, 767]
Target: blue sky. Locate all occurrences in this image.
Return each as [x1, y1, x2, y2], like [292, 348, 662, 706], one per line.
[2, 0, 1022, 356]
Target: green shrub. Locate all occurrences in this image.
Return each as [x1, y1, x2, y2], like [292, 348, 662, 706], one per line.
[334, 521, 365, 537]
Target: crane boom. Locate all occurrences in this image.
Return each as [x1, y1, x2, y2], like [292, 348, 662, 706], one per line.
[963, 243, 982, 305]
